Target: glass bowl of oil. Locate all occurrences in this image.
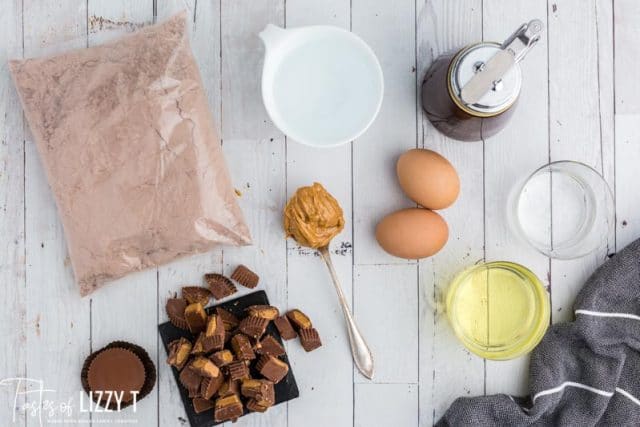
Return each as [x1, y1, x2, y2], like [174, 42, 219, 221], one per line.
[446, 261, 549, 360]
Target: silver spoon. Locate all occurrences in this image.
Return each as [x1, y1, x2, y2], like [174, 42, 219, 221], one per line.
[318, 246, 374, 379]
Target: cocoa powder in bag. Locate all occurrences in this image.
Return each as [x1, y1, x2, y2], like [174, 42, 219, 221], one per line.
[10, 13, 251, 295]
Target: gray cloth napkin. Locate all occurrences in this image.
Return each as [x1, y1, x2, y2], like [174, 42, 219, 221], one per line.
[436, 238, 640, 426]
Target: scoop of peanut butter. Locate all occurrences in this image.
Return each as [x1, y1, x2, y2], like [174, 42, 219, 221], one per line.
[284, 183, 345, 248]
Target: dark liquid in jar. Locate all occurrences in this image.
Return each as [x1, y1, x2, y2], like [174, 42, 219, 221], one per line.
[421, 52, 516, 142]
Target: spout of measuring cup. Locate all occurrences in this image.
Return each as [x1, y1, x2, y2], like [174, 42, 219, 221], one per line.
[259, 24, 288, 51]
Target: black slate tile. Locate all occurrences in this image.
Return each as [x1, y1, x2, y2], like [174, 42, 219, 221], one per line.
[158, 290, 299, 426]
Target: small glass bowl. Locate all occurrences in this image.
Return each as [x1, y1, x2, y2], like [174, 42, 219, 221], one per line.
[509, 161, 614, 259]
[446, 261, 550, 360]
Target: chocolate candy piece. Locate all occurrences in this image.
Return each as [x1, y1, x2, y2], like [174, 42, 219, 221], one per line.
[200, 374, 224, 400]
[203, 336, 224, 353]
[247, 305, 279, 320]
[273, 315, 297, 340]
[192, 397, 214, 414]
[246, 398, 269, 413]
[193, 333, 223, 355]
[191, 333, 206, 355]
[190, 356, 220, 378]
[166, 298, 188, 330]
[182, 286, 212, 306]
[257, 389, 275, 408]
[218, 379, 240, 397]
[201, 314, 225, 352]
[256, 355, 289, 384]
[192, 332, 223, 355]
[240, 378, 264, 398]
[167, 337, 192, 370]
[210, 349, 234, 367]
[216, 307, 239, 331]
[231, 334, 255, 361]
[238, 315, 269, 340]
[179, 366, 202, 398]
[205, 314, 225, 340]
[214, 394, 244, 423]
[286, 309, 312, 330]
[255, 335, 285, 357]
[241, 379, 275, 407]
[227, 360, 250, 381]
[299, 327, 322, 352]
[205, 273, 237, 300]
[185, 303, 207, 334]
[231, 264, 259, 289]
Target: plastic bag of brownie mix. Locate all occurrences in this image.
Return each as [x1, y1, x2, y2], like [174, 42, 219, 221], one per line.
[9, 12, 251, 296]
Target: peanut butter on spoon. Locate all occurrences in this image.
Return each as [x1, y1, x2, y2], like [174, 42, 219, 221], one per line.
[284, 182, 345, 248]
[283, 183, 374, 379]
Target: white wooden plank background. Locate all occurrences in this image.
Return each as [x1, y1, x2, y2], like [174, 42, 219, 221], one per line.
[0, 0, 637, 426]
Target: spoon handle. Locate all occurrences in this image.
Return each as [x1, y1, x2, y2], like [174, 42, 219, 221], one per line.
[318, 246, 374, 379]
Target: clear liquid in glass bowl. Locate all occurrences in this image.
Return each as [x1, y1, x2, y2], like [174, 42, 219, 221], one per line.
[509, 161, 614, 259]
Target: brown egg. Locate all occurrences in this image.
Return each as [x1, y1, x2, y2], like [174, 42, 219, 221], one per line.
[375, 208, 448, 259]
[396, 148, 460, 210]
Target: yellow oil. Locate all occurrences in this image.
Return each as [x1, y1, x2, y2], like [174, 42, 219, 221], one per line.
[446, 261, 549, 360]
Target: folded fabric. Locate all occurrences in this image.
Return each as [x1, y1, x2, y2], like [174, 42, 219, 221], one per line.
[437, 238, 640, 426]
[10, 13, 251, 295]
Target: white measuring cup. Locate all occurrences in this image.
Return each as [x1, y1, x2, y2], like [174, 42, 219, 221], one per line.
[259, 24, 384, 148]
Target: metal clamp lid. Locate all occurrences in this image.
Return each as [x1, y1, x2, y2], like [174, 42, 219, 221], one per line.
[459, 19, 543, 107]
[502, 19, 543, 62]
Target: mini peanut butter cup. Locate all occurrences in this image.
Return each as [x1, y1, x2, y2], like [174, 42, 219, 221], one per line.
[241, 378, 274, 406]
[273, 315, 297, 340]
[81, 341, 156, 410]
[286, 309, 313, 331]
[185, 302, 208, 334]
[230, 334, 255, 361]
[167, 337, 192, 370]
[299, 327, 322, 352]
[202, 335, 225, 353]
[204, 314, 226, 345]
[200, 374, 224, 399]
[205, 273, 237, 300]
[210, 349, 234, 367]
[246, 398, 269, 413]
[216, 307, 240, 331]
[192, 397, 214, 414]
[227, 360, 250, 381]
[182, 286, 212, 306]
[255, 335, 285, 357]
[180, 366, 203, 398]
[191, 333, 207, 355]
[230, 264, 260, 289]
[218, 378, 240, 397]
[166, 298, 188, 330]
[214, 394, 243, 422]
[255, 355, 289, 384]
[238, 315, 269, 340]
[246, 305, 279, 320]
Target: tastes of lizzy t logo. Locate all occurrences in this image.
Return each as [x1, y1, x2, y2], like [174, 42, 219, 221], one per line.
[0, 378, 139, 425]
